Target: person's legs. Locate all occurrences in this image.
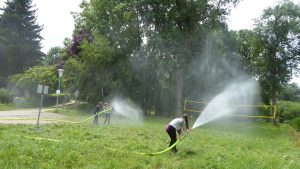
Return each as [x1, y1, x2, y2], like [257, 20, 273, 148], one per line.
[104, 114, 107, 124]
[107, 114, 110, 125]
[166, 125, 177, 152]
[104, 113, 110, 125]
[94, 114, 98, 125]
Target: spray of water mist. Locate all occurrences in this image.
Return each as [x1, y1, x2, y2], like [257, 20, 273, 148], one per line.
[192, 80, 258, 129]
[111, 98, 143, 124]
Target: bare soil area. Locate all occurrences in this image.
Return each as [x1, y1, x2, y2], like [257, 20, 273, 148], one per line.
[0, 109, 65, 124]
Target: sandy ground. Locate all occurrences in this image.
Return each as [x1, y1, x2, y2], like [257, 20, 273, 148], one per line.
[0, 109, 65, 124]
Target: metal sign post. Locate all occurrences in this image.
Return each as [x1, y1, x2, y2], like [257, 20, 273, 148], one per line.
[56, 69, 64, 110]
[36, 84, 48, 129]
[74, 90, 79, 111]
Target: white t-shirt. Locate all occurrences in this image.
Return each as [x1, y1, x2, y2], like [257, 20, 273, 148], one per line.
[169, 118, 185, 131]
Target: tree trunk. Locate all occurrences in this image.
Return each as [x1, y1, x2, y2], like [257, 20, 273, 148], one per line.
[101, 67, 105, 98]
[175, 69, 183, 116]
[271, 91, 277, 125]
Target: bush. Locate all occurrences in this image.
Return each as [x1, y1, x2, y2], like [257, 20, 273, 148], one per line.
[0, 88, 10, 103]
[0, 104, 14, 111]
[291, 117, 300, 132]
[278, 101, 300, 122]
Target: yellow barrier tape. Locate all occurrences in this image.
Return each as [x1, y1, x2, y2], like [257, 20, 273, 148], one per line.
[184, 99, 276, 119]
[228, 114, 275, 119]
[185, 99, 273, 108]
[274, 105, 277, 119]
[25, 136, 62, 142]
[184, 108, 203, 113]
[183, 109, 275, 119]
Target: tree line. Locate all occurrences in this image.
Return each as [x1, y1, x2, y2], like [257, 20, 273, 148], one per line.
[0, 0, 299, 117]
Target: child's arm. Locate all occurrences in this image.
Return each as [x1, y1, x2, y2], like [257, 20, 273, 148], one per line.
[177, 129, 182, 140]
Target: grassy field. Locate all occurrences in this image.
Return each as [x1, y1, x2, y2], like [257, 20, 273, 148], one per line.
[0, 104, 14, 111]
[0, 113, 299, 169]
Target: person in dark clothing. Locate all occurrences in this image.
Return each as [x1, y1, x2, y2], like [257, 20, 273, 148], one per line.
[165, 114, 190, 153]
[93, 102, 102, 125]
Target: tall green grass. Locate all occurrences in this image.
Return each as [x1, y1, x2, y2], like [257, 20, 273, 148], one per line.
[278, 101, 300, 121]
[0, 103, 14, 111]
[0, 116, 299, 169]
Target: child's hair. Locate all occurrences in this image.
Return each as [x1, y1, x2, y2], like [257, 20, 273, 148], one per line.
[182, 114, 189, 129]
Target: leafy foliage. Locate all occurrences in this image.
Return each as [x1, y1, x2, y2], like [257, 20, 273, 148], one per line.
[279, 83, 300, 101]
[65, 34, 119, 103]
[64, 0, 241, 115]
[10, 66, 57, 94]
[291, 117, 300, 131]
[0, 88, 10, 103]
[68, 29, 93, 56]
[278, 101, 300, 122]
[42, 47, 65, 66]
[231, 0, 300, 105]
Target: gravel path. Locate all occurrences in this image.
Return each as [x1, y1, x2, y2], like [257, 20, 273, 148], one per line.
[0, 109, 65, 124]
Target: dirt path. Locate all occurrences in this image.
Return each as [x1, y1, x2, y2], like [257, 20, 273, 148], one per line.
[0, 109, 66, 124]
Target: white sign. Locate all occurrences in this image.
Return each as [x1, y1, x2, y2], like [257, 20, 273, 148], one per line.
[58, 69, 64, 77]
[75, 90, 79, 98]
[43, 86, 49, 94]
[56, 90, 61, 94]
[37, 84, 43, 94]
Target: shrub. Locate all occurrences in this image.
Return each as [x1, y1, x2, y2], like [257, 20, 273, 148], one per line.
[0, 88, 10, 103]
[278, 101, 300, 122]
[291, 117, 300, 132]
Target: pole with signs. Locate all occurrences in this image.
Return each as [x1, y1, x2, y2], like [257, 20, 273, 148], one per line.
[56, 69, 64, 110]
[74, 90, 79, 111]
[36, 84, 48, 129]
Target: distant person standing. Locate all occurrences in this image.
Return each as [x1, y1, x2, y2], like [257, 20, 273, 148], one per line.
[165, 114, 190, 153]
[103, 103, 111, 125]
[93, 102, 102, 125]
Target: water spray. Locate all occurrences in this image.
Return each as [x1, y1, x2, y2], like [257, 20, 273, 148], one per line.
[191, 80, 258, 129]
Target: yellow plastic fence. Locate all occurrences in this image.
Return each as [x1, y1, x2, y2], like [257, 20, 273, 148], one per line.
[184, 99, 277, 119]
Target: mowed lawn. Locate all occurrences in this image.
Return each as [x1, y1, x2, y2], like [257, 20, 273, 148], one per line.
[0, 116, 299, 169]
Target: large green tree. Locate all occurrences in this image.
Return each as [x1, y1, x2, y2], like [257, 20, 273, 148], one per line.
[66, 0, 240, 115]
[66, 0, 142, 104]
[231, 0, 300, 117]
[134, 0, 240, 115]
[42, 47, 65, 66]
[254, 0, 299, 105]
[0, 0, 43, 87]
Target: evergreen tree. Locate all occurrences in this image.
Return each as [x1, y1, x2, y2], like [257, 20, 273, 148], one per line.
[0, 0, 43, 87]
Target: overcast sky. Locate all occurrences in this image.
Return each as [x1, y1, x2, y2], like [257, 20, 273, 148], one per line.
[0, 0, 299, 83]
[0, 0, 82, 53]
[1, 0, 298, 52]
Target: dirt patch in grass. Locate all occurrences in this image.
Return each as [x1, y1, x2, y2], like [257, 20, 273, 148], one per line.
[0, 109, 65, 124]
